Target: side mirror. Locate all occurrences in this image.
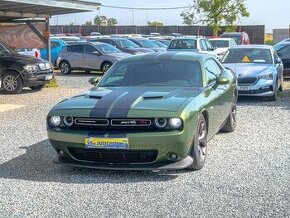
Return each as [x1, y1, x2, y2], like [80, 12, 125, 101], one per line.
[93, 51, 101, 56]
[89, 77, 100, 85]
[216, 76, 229, 85]
[275, 57, 282, 64]
[212, 46, 217, 51]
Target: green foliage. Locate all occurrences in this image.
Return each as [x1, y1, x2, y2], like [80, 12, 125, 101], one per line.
[83, 21, 93, 26]
[94, 15, 108, 26]
[181, 0, 250, 36]
[265, 39, 273, 45]
[45, 77, 58, 88]
[148, 21, 164, 26]
[107, 18, 118, 26]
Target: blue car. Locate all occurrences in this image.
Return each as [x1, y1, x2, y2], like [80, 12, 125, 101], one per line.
[222, 45, 283, 101]
[40, 39, 66, 66]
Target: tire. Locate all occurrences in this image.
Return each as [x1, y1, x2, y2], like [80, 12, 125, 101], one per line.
[268, 81, 278, 101]
[59, 61, 71, 74]
[221, 99, 237, 133]
[1, 71, 23, 94]
[30, 84, 45, 91]
[101, 62, 112, 73]
[188, 114, 208, 170]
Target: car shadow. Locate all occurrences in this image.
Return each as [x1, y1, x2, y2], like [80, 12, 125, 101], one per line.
[54, 70, 103, 77]
[0, 140, 181, 184]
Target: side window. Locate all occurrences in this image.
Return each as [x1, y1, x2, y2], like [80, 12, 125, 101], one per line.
[278, 45, 290, 57]
[205, 59, 222, 84]
[200, 40, 207, 51]
[84, 45, 98, 54]
[67, 45, 84, 53]
[205, 40, 213, 50]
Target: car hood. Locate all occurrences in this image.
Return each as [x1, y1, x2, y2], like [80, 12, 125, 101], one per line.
[222, 63, 274, 77]
[104, 52, 132, 59]
[51, 86, 201, 117]
[2, 53, 45, 65]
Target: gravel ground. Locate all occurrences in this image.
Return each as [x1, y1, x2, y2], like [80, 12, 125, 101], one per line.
[0, 74, 289, 218]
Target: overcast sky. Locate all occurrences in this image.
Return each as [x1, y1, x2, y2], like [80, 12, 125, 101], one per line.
[51, 0, 290, 32]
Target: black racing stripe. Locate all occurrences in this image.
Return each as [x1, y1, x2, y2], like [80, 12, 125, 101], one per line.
[89, 89, 127, 117]
[108, 88, 147, 118]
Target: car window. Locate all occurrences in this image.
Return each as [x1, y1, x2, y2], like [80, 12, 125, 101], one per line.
[209, 40, 230, 48]
[205, 59, 222, 84]
[95, 43, 121, 54]
[118, 40, 139, 48]
[67, 45, 84, 53]
[222, 48, 272, 64]
[200, 40, 208, 51]
[205, 40, 213, 50]
[138, 40, 159, 48]
[98, 60, 202, 87]
[277, 45, 290, 56]
[84, 45, 98, 54]
[169, 39, 197, 50]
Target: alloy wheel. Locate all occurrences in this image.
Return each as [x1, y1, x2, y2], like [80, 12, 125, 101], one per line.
[3, 75, 18, 92]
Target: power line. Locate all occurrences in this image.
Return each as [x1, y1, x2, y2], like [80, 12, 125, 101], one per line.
[100, 4, 190, 10]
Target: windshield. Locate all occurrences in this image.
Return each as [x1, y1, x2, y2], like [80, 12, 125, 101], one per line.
[98, 60, 202, 87]
[221, 34, 241, 44]
[118, 39, 140, 48]
[274, 44, 284, 51]
[138, 40, 159, 48]
[159, 40, 171, 46]
[169, 39, 197, 49]
[95, 44, 121, 54]
[151, 40, 168, 48]
[0, 43, 17, 56]
[222, 48, 272, 64]
[209, 40, 230, 48]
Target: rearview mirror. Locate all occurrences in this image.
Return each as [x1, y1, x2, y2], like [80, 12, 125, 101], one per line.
[89, 77, 100, 85]
[216, 76, 229, 85]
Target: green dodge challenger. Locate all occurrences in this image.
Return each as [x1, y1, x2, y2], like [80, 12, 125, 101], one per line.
[47, 51, 238, 170]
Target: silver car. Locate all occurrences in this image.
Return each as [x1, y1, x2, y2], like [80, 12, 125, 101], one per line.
[57, 42, 132, 74]
[222, 45, 283, 101]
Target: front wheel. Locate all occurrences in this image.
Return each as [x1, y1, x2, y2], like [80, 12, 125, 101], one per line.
[101, 62, 112, 73]
[221, 100, 237, 133]
[188, 114, 208, 170]
[59, 61, 71, 74]
[1, 71, 23, 94]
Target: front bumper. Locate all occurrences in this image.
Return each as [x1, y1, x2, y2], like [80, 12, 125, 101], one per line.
[48, 128, 194, 170]
[238, 79, 275, 97]
[23, 70, 53, 87]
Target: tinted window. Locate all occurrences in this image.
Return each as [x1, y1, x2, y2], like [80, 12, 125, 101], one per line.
[169, 39, 197, 49]
[205, 59, 222, 84]
[209, 40, 230, 48]
[205, 40, 213, 50]
[95, 43, 121, 54]
[200, 40, 208, 51]
[222, 48, 272, 64]
[117, 40, 139, 48]
[99, 60, 202, 87]
[221, 34, 241, 44]
[138, 40, 159, 48]
[151, 40, 167, 48]
[84, 45, 98, 54]
[67, 45, 84, 53]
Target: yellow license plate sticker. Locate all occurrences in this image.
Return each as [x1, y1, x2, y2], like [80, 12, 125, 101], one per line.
[85, 138, 129, 149]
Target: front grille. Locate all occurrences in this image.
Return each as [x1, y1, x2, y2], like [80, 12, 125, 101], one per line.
[68, 148, 158, 164]
[238, 77, 257, 85]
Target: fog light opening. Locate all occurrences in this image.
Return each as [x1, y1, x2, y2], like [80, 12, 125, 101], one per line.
[168, 153, 179, 161]
[58, 150, 65, 158]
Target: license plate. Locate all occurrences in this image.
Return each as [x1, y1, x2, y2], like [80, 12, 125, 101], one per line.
[238, 86, 250, 91]
[85, 138, 129, 149]
[45, 75, 53, 80]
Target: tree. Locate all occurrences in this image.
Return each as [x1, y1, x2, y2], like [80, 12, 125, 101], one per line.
[148, 21, 164, 26]
[107, 18, 118, 26]
[180, 0, 250, 36]
[83, 21, 93, 26]
[94, 15, 107, 26]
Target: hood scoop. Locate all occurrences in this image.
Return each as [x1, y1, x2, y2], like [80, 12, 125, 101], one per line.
[86, 94, 103, 99]
[142, 92, 165, 100]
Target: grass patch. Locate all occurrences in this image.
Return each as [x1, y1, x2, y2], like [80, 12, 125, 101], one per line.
[45, 77, 58, 88]
[279, 81, 290, 97]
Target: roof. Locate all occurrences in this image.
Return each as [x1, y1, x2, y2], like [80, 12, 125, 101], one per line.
[121, 51, 211, 62]
[229, 45, 272, 49]
[0, 0, 100, 21]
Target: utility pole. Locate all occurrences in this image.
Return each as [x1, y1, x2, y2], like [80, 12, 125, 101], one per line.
[131, 9, 135, 25]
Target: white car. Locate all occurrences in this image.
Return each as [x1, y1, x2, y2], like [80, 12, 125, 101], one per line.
[209, 38, 237, 59]
[16, 48, 41, 59]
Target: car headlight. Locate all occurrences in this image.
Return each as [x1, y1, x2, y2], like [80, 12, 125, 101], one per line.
[169, 118, 182, 129]
[154, 118, 167, 129]
[49, 116, 62, 127]
[24, 65, 38, 73]
[258, 72, 273, 80]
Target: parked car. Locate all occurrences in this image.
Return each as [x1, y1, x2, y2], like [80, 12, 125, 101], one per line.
[89, 38, 154, 55]
[156, 39, 171, 47]
[220, 32, 250, 45]
[0, 42, 53, 94]
[274, 42, 290, 78]
[168, 37, 218, 58]
[128, 38, 166, 52]
[90, 32, 101, 37]
[51, 36, 82, 44]
[16, 48, 40, 59]
[40, 39, 66, 66]
[276, 38, 290, 44]
[47, 51, 237, 171]
[57, 42, 131, 74]
[222, 45, 283, 101]
[150, 40, 168, 48]
[209, 38, 237, 59]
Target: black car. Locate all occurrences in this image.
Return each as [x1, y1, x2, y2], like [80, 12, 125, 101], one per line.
[274, 42, 290, 78]
[0, 42, 53, 94]
[128, 38, 166, 52]
[87, 38, 154, 55]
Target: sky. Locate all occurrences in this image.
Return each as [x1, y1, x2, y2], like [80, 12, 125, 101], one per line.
[51, 0, 290, 32]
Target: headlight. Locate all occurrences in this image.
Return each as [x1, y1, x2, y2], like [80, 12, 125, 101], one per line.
[154, 118, 167, 129]
[63, 116, 74, 127]
[258, 72, 273, 80]
[49, 116, 62, 127]
[169, 118, 182, 129]
[39, 62, 51, 70]
[24, 65, 38, 73]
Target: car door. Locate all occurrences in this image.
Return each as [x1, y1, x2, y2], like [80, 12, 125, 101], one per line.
[66, 44, 84, 68]
[277, 45, 290, 78]
[84, 44, 102, 70]
[204, 59, 232, 137]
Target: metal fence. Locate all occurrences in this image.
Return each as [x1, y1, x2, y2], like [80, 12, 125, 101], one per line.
[51, 25, 265, 44]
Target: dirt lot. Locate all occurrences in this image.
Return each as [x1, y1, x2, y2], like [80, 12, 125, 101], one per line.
[0, 74, 289, 217]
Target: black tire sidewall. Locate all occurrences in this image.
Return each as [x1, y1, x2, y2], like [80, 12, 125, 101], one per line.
[102, 62, 112, 73]
[2, 71, 23, 94]
[60, 61, 71, 74]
